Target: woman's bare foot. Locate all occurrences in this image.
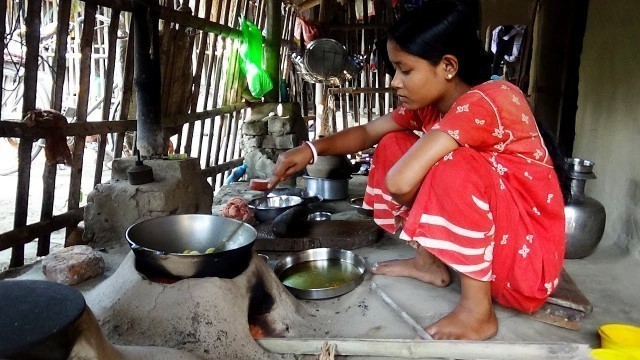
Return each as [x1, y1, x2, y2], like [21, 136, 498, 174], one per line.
[371, 246, 450, 287]
[426, 273, 498, 340]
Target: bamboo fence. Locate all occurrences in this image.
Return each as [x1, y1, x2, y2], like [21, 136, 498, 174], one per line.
[0, 0, 292, 268]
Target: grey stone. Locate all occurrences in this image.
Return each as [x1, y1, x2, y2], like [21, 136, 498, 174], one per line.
[243, 120, 268, 136]
[275, 134, 298, 149]
[268, 116, 295, 136]
[262, 134, 276, 149]
[247, 103, 278, 121]
[242, 136, 261, 150]
[84, 157, 213, 248]
[244, 149, 276, 180]
[42, 245, 105, 285]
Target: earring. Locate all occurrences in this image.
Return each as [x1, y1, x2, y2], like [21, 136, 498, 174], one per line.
[447, 74, 453, 79]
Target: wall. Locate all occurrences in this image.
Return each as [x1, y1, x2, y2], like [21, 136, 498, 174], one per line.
[573, 0, 640, 255]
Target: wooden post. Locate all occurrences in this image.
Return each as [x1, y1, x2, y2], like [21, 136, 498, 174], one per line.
[133, 2, 164, 157]
[316, 0, 330, 137]
[264, 0, 282, 102]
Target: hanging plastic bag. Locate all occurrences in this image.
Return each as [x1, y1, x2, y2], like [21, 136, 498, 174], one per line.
[239, 18, 273, 98]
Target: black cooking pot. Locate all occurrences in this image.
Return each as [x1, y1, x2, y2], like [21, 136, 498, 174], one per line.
[126, 214, 257, 279]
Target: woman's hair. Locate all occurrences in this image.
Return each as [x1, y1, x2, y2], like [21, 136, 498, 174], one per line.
[388, 0, 491, 86]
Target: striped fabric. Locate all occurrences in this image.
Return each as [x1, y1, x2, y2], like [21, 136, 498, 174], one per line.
[363, 80, 565, 313]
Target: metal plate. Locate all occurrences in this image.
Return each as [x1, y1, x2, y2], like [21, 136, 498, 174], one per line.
[274, 248, 366, 299]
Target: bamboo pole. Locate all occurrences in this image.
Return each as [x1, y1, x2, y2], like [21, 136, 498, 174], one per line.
[0, 209, 84, 253]
[38, 0, 72, 257]
[190, 0, 213, 160]
[94, 9, 121, 187]
[0, 0, 5, 110]
[0, 104, 246, 138]
[80, 0, 243, 40]
[114, 18, 135, 158]
[264, 0, 281, 102]
[328, 87, 394, 95]
[11, 0, 43, 268]
[66, 3, 96, 242]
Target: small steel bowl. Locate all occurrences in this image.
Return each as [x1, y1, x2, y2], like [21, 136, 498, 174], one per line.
[349, 197, 374, 217]
[308, 211, 331, 221]
[248, 195, 303, 222]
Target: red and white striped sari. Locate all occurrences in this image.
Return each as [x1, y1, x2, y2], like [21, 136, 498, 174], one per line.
[363, 80, 565, 313]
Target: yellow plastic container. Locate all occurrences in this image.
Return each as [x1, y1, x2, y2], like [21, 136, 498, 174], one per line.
[599, 324, 640, 359]
[591, 348, 637, 360]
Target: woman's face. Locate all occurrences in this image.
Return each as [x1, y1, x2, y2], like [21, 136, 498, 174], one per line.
[387, 39, 449, 110]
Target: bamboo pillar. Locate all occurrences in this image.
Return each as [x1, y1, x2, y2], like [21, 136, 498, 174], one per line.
[316, 0, 330, 137]
[264, 0, 282, 102]
[133, 3, 164, 157]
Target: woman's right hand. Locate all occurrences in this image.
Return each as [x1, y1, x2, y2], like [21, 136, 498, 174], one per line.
[268, 144, 313, 189]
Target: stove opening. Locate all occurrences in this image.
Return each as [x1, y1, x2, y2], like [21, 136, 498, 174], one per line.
[247, 277, 276, 339]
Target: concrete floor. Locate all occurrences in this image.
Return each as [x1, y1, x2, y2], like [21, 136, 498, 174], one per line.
[3, 175, 639, 359]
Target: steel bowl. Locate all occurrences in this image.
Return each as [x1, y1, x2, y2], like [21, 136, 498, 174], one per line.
[304, 176, 350, 200]
[248, 195, 304, 222]
[274, 248, 366, 299]
[349, 197, 374, 217]
[308, 211, 331, 221]
[126, 214, 257, 279]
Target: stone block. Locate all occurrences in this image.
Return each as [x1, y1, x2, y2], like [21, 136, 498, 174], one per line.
[275, 134, 298, 149]
[242, 120, 268, 136]
[276, 102, 302, 118]
[268, 116, 295, 136]
[42, 245, 105, 285]
[247, 103, 278, 121]
[242, 136, 261, 150]
[244, 149, 276, 180]
[262, 135, 276, 149]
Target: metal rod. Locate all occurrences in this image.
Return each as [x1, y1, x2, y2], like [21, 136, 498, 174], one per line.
[369, 282, 432, 340]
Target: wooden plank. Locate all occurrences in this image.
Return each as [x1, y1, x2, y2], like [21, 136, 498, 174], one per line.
[114, 16, 136, 158]
[200, 158, 244, 178]
[38, 0, 71, 257]
[11, 140, 33, 268]
[94, 9, 122, 187]
[67, 3, 96, 227]
[547, 268, 592, 313]
[0, 0, 5, 110]
[11, 0, 43, 268]
[80, 0, 243, 40]
[257, 338, 590, 359]
[51, 0, 72, 109]
[1, 209, 84, 252]
[22, 0, 42, 117]
[528, 302, 587, 331]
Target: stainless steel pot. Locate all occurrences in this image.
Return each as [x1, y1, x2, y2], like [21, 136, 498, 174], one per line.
[126, 214, 257, 279]
[304, 176, 350, 200]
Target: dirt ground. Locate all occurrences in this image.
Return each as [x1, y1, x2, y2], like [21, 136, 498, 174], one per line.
[0, 147, 111, 271]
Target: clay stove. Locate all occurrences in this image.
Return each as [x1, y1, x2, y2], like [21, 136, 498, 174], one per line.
[81, 252, 307, 359]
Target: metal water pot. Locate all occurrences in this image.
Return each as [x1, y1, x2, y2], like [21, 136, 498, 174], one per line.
[564, 158, 606, 259]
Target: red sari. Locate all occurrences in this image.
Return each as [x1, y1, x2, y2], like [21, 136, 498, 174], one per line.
[363, 80, 565, 313]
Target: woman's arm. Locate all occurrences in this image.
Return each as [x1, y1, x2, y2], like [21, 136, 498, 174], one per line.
[269, 112, 404, 187]
[386, 130, 459, 205]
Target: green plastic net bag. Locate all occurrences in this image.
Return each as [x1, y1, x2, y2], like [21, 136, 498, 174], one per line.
[239, 19, 273, 98]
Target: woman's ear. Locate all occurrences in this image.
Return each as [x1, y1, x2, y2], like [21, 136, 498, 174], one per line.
[440, 55, 459, 80]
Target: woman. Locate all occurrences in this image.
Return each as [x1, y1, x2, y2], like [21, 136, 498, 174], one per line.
[269, 0, 566, 340]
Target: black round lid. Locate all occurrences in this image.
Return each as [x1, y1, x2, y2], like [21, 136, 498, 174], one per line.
[0, 280, 86, 358]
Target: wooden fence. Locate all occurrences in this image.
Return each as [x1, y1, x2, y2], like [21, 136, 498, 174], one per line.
[0, 0, 297, 269]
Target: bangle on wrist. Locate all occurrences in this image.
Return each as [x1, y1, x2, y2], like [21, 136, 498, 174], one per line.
[303, 141, 318, 165]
